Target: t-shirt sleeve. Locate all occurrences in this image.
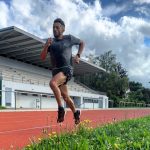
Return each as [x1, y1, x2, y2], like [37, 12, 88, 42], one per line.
[70, 34, 81, 45]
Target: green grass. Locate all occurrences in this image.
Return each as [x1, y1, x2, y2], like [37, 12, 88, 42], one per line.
[24, 116, 150, 150]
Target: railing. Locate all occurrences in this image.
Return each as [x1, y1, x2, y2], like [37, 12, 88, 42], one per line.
[74, 79, 106, 95]
[0, 65, 102, 94]
[0, 71, 93, 93]
[119, 101, 150, 108]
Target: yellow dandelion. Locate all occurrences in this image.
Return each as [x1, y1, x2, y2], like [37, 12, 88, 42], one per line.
[87, 127, 90, 130]
[81, 123, 85, 126]
[84, 120, 88, 123]
[84, 119, 92, 123]
[88, 119, 92, 123]
[27, 144, 30, 147]
[52, 131, 56, 135]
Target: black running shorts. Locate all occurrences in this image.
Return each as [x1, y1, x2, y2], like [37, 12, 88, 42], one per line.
[52, 66, 73, 84]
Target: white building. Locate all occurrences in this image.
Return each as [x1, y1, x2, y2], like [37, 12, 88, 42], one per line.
[0, 26, 108, 109]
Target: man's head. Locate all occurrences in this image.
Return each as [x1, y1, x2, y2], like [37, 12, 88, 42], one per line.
[53, 18, 65, 38]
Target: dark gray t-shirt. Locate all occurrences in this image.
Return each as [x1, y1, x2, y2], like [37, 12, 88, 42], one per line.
[48, 35, 80, 69]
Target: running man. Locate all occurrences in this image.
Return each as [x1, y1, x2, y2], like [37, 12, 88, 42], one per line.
[40, 18, 85, 124]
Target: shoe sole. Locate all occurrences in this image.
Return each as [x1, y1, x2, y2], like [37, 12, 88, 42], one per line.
[75, 110, 81, 125]
[57, 110, 67, 124]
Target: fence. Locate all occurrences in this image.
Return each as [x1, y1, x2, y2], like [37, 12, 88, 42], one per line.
[119, 101, 150, 107]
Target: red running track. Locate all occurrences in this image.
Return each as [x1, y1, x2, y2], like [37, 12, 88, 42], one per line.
[0, 108, 150, 149]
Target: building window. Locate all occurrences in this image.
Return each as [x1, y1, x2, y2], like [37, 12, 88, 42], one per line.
[5, 87, 12, 107]
[42, 95, 47, 97]
[83, 98, 98, 103]
[21, 93, 28, 96]
[6, 102, 11, 106]
[32, 94, 38, 97]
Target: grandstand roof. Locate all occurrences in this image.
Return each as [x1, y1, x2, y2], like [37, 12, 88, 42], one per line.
[0, 26, 106, 75]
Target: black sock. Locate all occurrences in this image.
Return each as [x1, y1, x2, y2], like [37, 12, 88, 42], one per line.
[58, 106, 64, 111]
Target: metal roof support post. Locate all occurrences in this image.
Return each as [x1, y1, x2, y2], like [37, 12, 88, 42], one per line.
[40, 94, 42, 110]
[14, 91, 16, 110]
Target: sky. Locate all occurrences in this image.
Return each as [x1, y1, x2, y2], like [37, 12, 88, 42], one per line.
[0, 0, 150, 88]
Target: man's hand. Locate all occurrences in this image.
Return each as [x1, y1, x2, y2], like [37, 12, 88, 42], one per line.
[40, 38, 53, 61]
[74, 54, 80, 64]
[74, 40, 84, 64]
[46, 38, 53, 46]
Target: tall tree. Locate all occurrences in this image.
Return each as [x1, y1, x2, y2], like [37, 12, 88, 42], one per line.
[76, 51, 129, 105]
[92, 50, 127, 78]
[79, 51, 150, 107]
[129, 81, 143, 92]
[93, 50, 117, 72]
[129, 81, 150, 103]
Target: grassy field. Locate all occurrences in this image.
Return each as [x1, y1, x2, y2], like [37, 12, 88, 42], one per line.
[24, 116, 150, 150]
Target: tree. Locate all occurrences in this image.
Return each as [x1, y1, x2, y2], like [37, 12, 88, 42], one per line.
[77, 51, 150, 107]
[142, 88, 150, 103]
[93, 50, 117, 72]
[92, 50, 127, 78]
[93, 51, 129, 99]
[128, 81, 150, 104]
[129, 81, 143, 92]
[115, 62, 127, 78]
[76, 50, 129, 107]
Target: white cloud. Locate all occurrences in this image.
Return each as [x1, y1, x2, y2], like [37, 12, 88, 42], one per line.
[134, 0, 150, 4]
[102, 4, 127, 17]
[0, 1, 9, 27]
[0, 0, 150, 87]
[11, 0, 32, 18]
[135, 6, 150, 17]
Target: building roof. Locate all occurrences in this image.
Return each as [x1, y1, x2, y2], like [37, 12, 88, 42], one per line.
[0, 26, 106, 75]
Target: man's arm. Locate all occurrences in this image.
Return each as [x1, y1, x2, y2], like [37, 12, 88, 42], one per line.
[74, 40, 85, 64]
[40, 38, 52, 61]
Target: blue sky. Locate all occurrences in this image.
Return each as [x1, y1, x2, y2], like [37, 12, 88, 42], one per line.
[85, 0, 150, 21]
[0, 0, 150, 88]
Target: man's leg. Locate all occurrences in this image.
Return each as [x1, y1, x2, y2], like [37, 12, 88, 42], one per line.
[59, 85, 81, 124]
[49, 72, 66, 123]
[59, 84, 76, 113]
[49, 72, 66, 107]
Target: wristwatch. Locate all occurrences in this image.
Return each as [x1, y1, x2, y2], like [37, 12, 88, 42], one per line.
[77, 53, 80, 58]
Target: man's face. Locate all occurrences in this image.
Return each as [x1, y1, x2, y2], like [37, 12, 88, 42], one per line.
[53, 22, 64, 38]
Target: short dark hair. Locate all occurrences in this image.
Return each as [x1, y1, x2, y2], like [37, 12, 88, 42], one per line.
[54, 18, 65, 27]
